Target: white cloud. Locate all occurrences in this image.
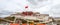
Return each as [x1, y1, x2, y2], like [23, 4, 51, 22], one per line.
[0, 0, 60, 17]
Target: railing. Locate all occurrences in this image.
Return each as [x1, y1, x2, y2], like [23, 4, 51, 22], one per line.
[0, 23, 9, 25]
[0, 23, 54, 25]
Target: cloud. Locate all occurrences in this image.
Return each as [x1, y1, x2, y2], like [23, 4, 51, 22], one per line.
[49, 4, 60, 17]
[0, 0, 60, 17]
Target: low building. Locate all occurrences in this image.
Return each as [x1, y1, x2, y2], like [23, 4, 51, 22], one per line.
[9, 11, 53, 23]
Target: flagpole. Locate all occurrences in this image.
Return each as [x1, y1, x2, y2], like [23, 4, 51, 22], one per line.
[25, 5, 29, 11]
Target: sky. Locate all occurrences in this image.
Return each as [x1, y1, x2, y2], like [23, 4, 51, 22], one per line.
[0, 0, 60, 17]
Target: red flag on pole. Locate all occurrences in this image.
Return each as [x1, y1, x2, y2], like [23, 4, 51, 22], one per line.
[25, 6, 28, 9]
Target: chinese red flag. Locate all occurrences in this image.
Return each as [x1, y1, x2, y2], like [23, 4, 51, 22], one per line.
[25, 6, 28, 9]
